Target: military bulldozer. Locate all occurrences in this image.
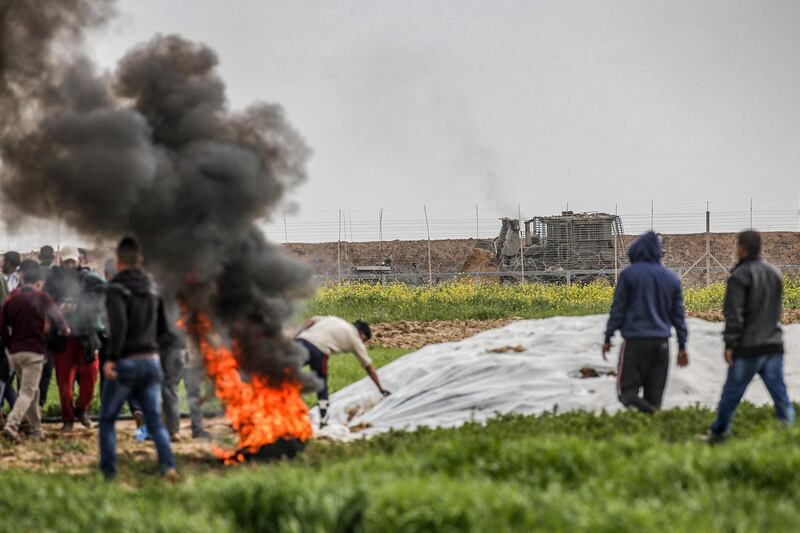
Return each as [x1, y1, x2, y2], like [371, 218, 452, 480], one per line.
[493, 211, 626, 283]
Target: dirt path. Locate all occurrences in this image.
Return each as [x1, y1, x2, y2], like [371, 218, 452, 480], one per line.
[372, 319, 516, 350]
[0, 418, 233, 475]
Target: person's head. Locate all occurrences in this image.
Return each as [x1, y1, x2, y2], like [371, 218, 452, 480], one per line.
[60, 247, 79, 270]
[116, 236, 143, 271]
[39, 245, 55, 266]
[78, 248, 90, 268]
[737, 230, 762, 260]
[104, 257, 117, 280]
[2, 251, 20, 275]
[19, 259, 43, 289]
[353, 320, 373, 343]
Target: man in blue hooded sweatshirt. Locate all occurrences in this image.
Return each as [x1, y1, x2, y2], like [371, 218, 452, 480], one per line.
[603, 232, 689, 414]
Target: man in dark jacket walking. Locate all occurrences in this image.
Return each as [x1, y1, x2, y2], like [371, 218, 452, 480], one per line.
[708, 231, 794, 441]
[99, 237, 176, 480]
[603, 232, 689, 413]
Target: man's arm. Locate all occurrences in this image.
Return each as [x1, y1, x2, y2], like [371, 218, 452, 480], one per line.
[0, 301, 8, 347]
[42, 293, 70, 335]
[156, 297, 170, 340]
[105, 287, 128, 364]
[603, 273, 629, 359]
[671, 282, 689, 367]
[723, 272, 748, 354]
[349, 330, 391, 396]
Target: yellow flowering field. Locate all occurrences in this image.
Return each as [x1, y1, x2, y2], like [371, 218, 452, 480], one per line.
[307, 279, 800, 323]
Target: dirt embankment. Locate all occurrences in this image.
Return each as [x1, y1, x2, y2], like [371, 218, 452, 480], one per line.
[690, 309, 800, 324]
[372, 319, 516, 350]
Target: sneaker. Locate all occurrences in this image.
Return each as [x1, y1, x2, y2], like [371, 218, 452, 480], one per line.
[163, 468, 180, 483]
[2, 425, 22, 444]
[697, 431, 727, 445]
[76, 410, 93, 429]
[191, 429, 211, 440]
[61, 421, 74, 433]
[30, 429, 45, 442]
[133, 410, 145, 428]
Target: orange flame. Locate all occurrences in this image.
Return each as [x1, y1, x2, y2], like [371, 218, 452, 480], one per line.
[188, 313, 312, 464]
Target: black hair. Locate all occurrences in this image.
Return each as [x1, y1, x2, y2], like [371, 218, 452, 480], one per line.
[353, 320, 373, 340]
[3, 251, 21, 268]
[116, 236, 143, 266]
[39, 245, 55, 263]
[737, 230, 761, 257]
[20, 259, 42, 284]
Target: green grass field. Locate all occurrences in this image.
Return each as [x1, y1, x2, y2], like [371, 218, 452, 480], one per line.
[2, 405, 798, 532]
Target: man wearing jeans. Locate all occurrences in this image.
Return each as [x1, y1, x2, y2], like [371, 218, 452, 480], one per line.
[708, 231, 795, 442]
[99, 237, 177, 480]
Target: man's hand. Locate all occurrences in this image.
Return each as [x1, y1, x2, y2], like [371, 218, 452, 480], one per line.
[379, 388, 392, 397]
[677, 350, 689, 368]
[103, 361, 118, 381]
[724, 349, 734, 367]
[602, 342, 611, 361]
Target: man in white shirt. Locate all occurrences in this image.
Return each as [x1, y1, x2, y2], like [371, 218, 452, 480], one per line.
[296, 316, 391, 425]
[2, 251, 21, 293]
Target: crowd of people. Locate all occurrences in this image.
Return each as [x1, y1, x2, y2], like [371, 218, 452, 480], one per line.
[0, 236, 387, 480]
[0, 228, 789, 479]
[0, 239, 212, 479]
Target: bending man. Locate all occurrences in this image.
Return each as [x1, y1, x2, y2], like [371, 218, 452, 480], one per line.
[296, 316, 390, 426]
[603, 231, 689, 413]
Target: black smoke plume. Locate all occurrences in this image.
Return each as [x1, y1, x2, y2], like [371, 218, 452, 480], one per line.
[0, 1, 315, 387]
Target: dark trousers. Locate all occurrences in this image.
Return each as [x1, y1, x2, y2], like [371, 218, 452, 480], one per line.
[616, 338, 669, 414]
[1, 376, 16, 409]
[38, 354, 53, 408]
[297, 339, 329, 421]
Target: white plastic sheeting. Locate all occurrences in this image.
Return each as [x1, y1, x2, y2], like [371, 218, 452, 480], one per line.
[311, 315, 800, 441]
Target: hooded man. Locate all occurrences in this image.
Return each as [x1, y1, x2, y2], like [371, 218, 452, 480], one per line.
[603, 231, 689, 413]
[99, 237, 176, 480]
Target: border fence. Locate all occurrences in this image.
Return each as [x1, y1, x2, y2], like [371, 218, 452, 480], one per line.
[4, 199, 799, 287]
[266, 199, 800, 287]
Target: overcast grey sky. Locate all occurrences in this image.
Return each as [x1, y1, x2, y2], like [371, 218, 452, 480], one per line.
[12, 0, 800, 247]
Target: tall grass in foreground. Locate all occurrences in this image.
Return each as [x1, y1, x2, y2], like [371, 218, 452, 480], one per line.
[307, 279, 800, 322]
[2, 405, 800, 532]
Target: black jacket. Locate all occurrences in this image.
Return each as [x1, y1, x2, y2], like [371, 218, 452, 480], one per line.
[105, 268, 169, 362]
[723, 256, 784, 357]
